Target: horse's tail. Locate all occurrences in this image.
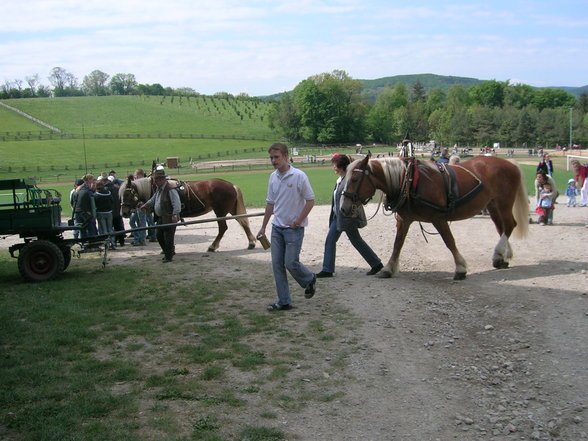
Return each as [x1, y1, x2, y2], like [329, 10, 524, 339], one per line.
[512, 164, 529, 240]
[232, 185, 248, 215]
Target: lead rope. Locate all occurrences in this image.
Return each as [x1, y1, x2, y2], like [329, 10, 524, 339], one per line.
[185, 182, 205, 213]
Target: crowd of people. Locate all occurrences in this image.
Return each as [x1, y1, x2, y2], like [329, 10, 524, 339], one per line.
[68, 145, 588, 312]
[532, 154, 588, 227]
[69, 169, 157, 251]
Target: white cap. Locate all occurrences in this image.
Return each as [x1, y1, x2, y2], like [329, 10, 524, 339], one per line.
[107, 176, 115, 182]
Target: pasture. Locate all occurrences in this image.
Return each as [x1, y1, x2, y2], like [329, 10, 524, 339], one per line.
[0, 95, 275, 183]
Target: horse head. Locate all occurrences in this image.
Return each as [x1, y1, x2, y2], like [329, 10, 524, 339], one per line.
[120, 177, 140, 218]
[340, 154, 377, 217]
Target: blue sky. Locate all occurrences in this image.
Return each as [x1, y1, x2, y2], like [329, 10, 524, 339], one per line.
[1, 0, 587, 96]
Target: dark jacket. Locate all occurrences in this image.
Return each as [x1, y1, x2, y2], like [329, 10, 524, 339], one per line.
[106, 182, 121, 216]
[94, 189, 113, 212]
[331, 177, 367, 231]
[73, 184, 93, 214]
[536, 160, 553, 176]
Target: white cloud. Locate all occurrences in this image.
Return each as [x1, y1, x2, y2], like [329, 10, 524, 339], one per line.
[2, 0, 587, 94]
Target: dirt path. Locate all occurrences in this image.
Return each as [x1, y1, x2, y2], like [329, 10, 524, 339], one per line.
[99, 200, 588, 441]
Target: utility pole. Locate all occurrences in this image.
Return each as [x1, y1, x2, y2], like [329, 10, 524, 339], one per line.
[569, 107, 573, 150]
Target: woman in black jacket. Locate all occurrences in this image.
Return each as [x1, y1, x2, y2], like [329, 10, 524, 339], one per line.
[316, 154, 383, 278]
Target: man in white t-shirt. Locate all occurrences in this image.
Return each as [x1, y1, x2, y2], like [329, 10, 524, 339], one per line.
[257, 143, 316, 311]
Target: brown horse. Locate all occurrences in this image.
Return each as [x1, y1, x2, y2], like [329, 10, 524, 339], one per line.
[119, 176, 257, 251]
[340, 155, 528, 279]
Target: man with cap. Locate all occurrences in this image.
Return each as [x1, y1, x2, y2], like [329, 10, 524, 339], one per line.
[108, 170, 124, 185]
[139, 168, 181, 262]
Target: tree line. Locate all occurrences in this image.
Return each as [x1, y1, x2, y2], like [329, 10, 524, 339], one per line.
[267, 70, 588, 149]
[0, 67, 258, 101]
[2, 67, 587, 149]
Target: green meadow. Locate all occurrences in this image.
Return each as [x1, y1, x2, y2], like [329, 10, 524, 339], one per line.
[0, 95, 276, 182]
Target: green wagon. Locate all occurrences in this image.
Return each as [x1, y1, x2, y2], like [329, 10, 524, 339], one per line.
[0, 178, 74, 282]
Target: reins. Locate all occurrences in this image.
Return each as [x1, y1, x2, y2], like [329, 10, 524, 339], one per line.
[342, 166, 378, 206]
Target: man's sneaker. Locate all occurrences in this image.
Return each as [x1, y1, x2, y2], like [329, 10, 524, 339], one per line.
[316, 271, 333, 278]
[304, 275, 316, 299]
[267, 303, 292, 312]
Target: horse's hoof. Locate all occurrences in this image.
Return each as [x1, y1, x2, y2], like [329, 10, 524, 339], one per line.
[247, 243, 255, 250]
[377, 271, 392, 279]
[453, 272, 467, 280]
[493, 260, 509, 269]
[207, 247, 216, 252]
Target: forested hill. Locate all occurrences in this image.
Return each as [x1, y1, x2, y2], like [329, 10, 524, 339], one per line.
[359, 73, 482, 101]
[264, 73, 588, 101]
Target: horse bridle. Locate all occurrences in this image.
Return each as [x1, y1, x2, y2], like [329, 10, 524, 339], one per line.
[121, 183, 140, 211]
[342, 166, 378, 206]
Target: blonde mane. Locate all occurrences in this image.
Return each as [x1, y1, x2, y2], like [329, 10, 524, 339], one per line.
[133, 177, 153, 199]
[119, 176, 153, 204]
[346, 156, 406, 195]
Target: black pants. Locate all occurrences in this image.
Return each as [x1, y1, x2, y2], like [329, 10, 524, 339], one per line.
[156, 223, 176, 260]
[113, 216, 125, 246]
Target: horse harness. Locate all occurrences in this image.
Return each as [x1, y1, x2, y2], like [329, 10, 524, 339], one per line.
[165, 179, 205, 216]
[385, 157, 484, 214]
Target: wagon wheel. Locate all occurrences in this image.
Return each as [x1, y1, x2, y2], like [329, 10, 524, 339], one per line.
[59, 244, 72, 271]
[17, 240, 65, 282]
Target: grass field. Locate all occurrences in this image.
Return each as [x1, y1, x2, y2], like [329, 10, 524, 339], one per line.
[0, 96, 277, 182]
[0, 250, 336, 441]
[1, 96, 272, 136]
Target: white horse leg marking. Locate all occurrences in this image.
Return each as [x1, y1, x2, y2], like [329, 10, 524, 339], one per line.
[455, 253, 467, 275]
[493, 233, 511, 268]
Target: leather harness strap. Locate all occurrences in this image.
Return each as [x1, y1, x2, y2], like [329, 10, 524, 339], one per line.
[386, 159, 484, 214]
[167, 179, 205, 216]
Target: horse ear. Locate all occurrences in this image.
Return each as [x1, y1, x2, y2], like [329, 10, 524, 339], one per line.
[367, 150, 372, 158]
[360, 154, 370, 168]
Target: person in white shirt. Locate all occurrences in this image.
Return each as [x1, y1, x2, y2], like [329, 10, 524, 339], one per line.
[257, 143, 316, 311]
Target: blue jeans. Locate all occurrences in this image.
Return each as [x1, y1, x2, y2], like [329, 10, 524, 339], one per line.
[130, 209, 147, 244]
[321, 220, 381, 273]
[271, 225, 314, 306]
[146, 212, 156, 239]
[96, 211, 116, 248]
[74, 212, 96, 240]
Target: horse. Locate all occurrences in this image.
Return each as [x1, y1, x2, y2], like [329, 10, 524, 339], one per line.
[119, 176, 257, 252]
[340, 155, 529, 280]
